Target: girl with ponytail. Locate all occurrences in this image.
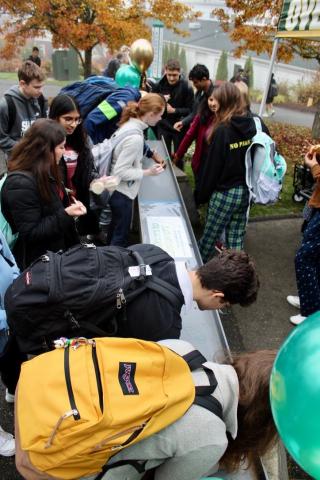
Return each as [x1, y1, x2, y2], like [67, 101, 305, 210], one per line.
[108, 93, 165, 246]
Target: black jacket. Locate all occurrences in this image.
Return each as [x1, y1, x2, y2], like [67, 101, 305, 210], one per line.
[1, 172, 79, 269]
[198, 114, 269, 204]
[152, 75, 194, 129]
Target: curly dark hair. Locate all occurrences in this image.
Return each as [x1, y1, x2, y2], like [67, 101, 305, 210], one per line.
[189, 64, 209, 81]
[196, 249, 259, 307]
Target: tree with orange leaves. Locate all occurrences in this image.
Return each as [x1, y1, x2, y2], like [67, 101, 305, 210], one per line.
[0, 0, 198, 77]
[214, 0, 320, 65]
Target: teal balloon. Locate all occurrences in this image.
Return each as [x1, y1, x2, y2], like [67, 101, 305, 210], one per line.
[115, 64, 141, 88]
[270, 311, 320, 479]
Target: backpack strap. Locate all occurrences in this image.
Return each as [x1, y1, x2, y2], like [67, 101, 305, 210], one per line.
[4, 95, 16, 133]
[183, 349, 223, 420]
[38, 94, 47, 117]
[253, 115, 262, 134]
[95, 460, 147, 479]
[145, 276, 184, 311]
[128, 247, 184, 310]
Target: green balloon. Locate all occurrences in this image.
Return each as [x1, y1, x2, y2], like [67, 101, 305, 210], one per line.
[115, 64, 141, 88]
[270, 311, 320, 479]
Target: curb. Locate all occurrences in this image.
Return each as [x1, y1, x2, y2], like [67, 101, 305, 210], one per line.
[249, 213, 302, 223]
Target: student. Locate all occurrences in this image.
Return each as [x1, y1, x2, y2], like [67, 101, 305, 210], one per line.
[4, 246, 259, 353]
[15, 345, 277, 480]
[173, 84, 217, 204]
[108, 93, 165, 247]
[264, 74, 278, 117]
[93, 347, 277, 480]
[174, 63, 214, 133]
[27, 46, 41, 67]
[0, 60, 47, 173]
[49, 94, 100, 238]
[288, 146, 320, 325]
[0, 230, 19, 457]
[1, 119, 86, 269]
[152, 59, 194, 167]
[102, 248, 259, 341]
[198, 82, 268, 262]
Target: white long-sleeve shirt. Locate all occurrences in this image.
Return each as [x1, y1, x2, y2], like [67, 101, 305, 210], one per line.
[110, 117, 147, 200]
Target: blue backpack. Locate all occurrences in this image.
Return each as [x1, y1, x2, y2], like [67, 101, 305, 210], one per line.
[59, 76, 117, 119]
[0, 174, 18, 249]
[245, 117, 287, 205]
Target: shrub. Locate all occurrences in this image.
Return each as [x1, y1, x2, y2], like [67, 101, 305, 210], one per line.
[293, 72, 320, 106]
[216, 51, 228, 81]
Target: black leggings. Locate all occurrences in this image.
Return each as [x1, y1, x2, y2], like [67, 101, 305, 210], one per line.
[0, 336, 27, 394]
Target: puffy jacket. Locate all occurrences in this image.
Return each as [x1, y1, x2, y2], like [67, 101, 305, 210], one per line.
[1, 172, 79, 269]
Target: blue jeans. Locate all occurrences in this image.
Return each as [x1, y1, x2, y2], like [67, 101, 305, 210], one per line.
[109, 191, 133, 247]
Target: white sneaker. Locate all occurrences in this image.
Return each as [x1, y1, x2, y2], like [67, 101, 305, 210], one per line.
[0, 427, 15, 457]
[5, 389, 14, 403]
[290, 314, 306, 325]
[262, 113, 269, 117]
[287, 295, 300, 309]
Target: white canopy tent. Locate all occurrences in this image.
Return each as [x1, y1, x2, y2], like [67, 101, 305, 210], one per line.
[259, 0, 320, 116]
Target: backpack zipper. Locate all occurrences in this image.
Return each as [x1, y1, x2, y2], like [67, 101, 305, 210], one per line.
[45, 409, 78, 449]
[116, 288, 126, 309]
[91, 422, 148, 452]
[92, 344, 104, 413]
[64, 347, 81, 420]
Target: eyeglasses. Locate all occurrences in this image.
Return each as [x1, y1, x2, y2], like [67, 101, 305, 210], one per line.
[60, 116, 82, 125]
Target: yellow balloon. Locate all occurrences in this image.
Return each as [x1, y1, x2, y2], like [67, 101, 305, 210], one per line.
[130, 39, 154, 73]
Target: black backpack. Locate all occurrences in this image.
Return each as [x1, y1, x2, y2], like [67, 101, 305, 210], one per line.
[5, 243, 184, 354]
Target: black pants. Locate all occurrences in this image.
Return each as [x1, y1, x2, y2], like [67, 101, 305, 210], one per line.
[0, 336, 27, 394]
[108, 191, 133, 247]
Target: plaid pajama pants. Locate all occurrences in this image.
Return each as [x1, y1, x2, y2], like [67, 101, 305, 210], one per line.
[199, 186, 249, 263]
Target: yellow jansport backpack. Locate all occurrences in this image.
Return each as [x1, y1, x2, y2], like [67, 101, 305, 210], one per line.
[17, 337, 222, 480]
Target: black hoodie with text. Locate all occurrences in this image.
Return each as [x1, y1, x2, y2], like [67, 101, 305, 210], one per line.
[197, 114, 268, 204]
[0, 86, 48, 154]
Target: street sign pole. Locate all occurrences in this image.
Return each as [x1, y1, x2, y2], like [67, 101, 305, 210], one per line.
[150, 20, 164, 80]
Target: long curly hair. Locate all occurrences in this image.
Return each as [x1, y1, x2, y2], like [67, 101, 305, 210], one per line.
[220, 350, 278, 471]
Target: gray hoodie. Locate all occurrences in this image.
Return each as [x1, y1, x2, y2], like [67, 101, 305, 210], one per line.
[0, 85, 47, 154]
[83, 339, 239, 480]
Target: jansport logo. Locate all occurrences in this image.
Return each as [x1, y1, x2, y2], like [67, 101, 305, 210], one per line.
[25, 271, 32, 286]
[118, 362, 138, 395]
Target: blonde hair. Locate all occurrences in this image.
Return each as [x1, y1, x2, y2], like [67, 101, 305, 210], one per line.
[119, 93, 165, 125]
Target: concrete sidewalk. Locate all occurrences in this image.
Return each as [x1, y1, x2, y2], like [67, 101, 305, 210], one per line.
[227, 217, 301, 351]
[222, 217, 311, 480]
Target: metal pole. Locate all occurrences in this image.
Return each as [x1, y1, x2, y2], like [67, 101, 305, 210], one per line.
[258, 37, 280, 117]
